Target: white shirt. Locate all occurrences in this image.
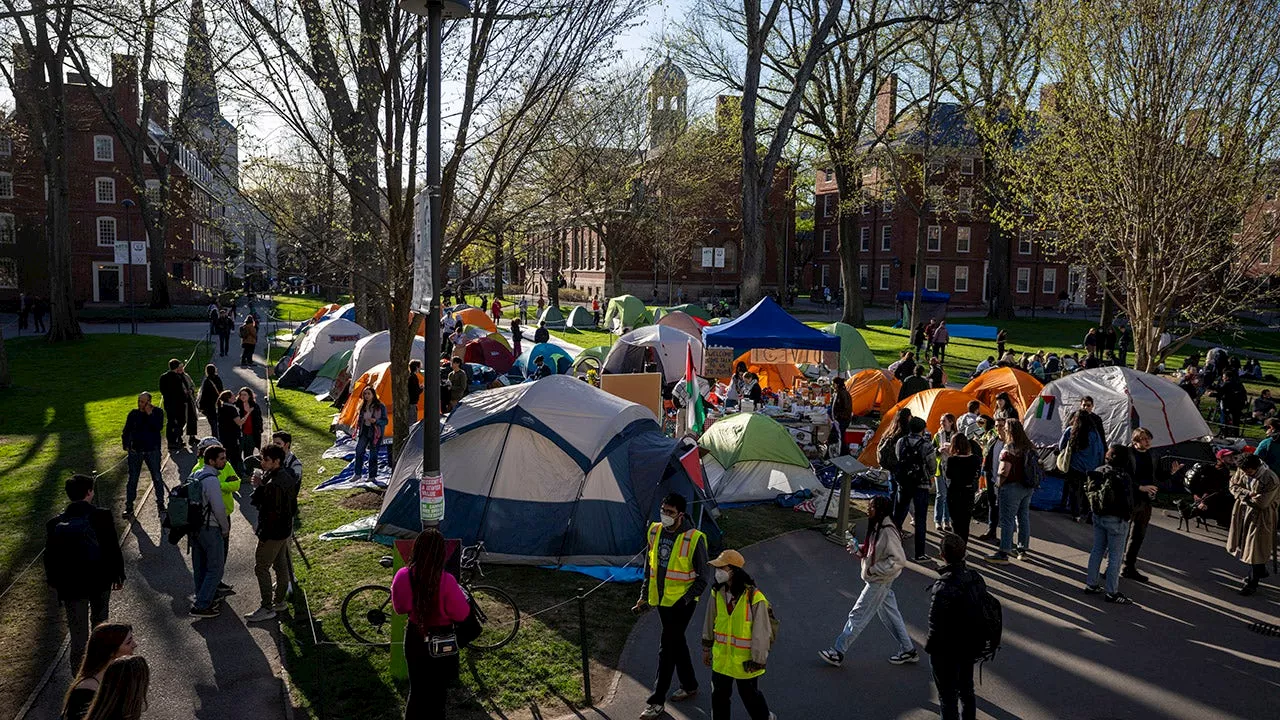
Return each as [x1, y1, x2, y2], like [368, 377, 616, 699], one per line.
[975, 359, 992, 374]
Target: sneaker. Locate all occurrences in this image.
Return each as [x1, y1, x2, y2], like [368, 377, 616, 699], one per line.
[914, 555, 930, 563]
[1120, 568, 1149, 582]
[669, 688, 697, 702]
[1083, 584, 1104, 595]
[984, 552, 1010, 564]
[818, 648, 844, 667]
[888, 649, 919, 665]
[245, 607, 278, 622]
[976, 532, 997, 542]
[189, 605, 221, 618]
[271, 600, 290, 612]
[218, 582, 234, 591]
[1011, 548, 1027, 561]
[215, 586, 237, 599]
[122, 507, 134, 519]
[639, 704, 664, 719]
[1104, 592, 1134, 605]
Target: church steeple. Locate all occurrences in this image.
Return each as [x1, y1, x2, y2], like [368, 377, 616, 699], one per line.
[649, 58, 688, 149]
[179, 0, 220, 127]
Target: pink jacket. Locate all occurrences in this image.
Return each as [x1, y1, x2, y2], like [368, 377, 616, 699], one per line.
[391, 568, 470, 628]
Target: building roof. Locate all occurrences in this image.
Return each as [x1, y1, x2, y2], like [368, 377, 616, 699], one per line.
[650, 59, 687, 89]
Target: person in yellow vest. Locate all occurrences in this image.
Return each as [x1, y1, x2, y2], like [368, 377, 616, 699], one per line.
[701, 549, 775, 720]
[633, 493, 709, 720]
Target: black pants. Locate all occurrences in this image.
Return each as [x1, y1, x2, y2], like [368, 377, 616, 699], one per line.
[1063, 470, 1086, 518]
[985, 484, 999, 533]
[936, 343, 947, 361]
[931, 653, 976, 720]
[64, 591, 111, 673]
[1246, 563, 1269, 589]
[648, 600, 699, 704]
[218, 332, 231, 356]
[894, 485, 930, 557]
[947, 485, 975, 542]
[710, 671, 769, 720]
[164, 402, 187, 447]
[241, 343, 256, 366]
[404, 622, 458, 719]
[1124, 504, 1151, 571]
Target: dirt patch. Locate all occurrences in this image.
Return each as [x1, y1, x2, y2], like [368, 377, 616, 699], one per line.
[339, 492, 384, 511]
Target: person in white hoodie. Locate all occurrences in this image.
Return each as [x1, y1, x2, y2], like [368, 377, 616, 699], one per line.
[818, 494, 919, 667]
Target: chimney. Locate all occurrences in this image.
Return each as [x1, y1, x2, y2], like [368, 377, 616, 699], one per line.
[112, 54, 139, 127]
[143, 79, 169, 130]
[1039, 83, 1059, 116]
[1185, 108, 1207, 149]
[875, 74, 898, 135]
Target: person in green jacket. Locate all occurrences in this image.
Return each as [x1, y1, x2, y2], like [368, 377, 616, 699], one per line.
[192, 437, 242, 596]
[1252, 419, 1280, 475]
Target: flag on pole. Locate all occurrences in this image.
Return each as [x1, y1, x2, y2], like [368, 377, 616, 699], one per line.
[679, 445, 705, 490]
[685, 341, 705, 435]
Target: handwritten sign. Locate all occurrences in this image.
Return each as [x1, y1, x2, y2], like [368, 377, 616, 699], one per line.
[702, 345, 735, 378]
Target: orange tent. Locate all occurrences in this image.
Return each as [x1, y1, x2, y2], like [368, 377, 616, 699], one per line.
[857, 389, 991, 467]
[845, 369, 902, 417]
[337, 361, 424, 438]
[453, 307, 497, 333]
[310, 303, 341, 323]
[725, 351, 803, 391]
[962, 367, 1043, 416]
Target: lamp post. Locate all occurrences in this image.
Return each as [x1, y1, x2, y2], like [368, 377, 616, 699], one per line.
[121, 199, 137, 334]
[400, 0, 470, 529]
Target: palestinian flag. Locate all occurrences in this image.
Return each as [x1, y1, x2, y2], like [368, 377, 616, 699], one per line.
[1031, 395, 1057, 420]
[685, 341, 706, 435]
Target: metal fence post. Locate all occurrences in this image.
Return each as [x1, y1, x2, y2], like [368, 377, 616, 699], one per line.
[578, 587, 592, 706]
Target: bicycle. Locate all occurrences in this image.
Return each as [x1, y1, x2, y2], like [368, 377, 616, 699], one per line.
[340, 541, 521, 650]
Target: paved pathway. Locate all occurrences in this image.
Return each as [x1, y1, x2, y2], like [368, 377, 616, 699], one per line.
[22, 308, 290, 720]
[591, 511, 1279, 720]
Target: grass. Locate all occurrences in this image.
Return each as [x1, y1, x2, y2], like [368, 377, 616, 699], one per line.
[550, 327, 615, 352]
[271, 294, 349, 324]
[0, 334, 210, 718]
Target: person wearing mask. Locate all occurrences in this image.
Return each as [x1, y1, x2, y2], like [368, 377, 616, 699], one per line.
[928, 357, 947, 389]
[121, 392, 165, 519]
[61, 623, 137, 720]
[197, 365, 223, 438]
[239, 315, 258, 368]
[1081, 444, 1138, 604]
[818, 495, 917, 668]
[1227, 454, 1279, 596]
[353, 386, 387, 480]
[533, 320, 551, 344]
[899, 365, 931, 402]
[1253, 418, 1280, 475]
[957, 400, 983, 440]
[1122, 429, 1160, 582]
[927, 534, 985, 720]
[974, 417, 1002, 543]
[1059, 409, 1105, 523]
[634, 494, 709, 719]
[390, 527, 473, 718]
[895, 417, 936, 560]
[932, 320, 950, 361]
[45, 475, 126, 672]
[701, 550, 775, 720]
[934, 413, 958, 532]
[158, 358, 190, 452]
[245, 445, 297, 622]
[190, 445, 231, 617]
[945, 434, 981, 542]
[83, 656, 149, 720]
[215, 310, 234, 358]
[510, 318, 522, 358]
[236, 388, 264, 468]
[985, 419, 1037, 564]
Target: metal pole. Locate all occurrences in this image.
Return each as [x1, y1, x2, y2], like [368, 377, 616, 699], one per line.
[578, 587, 592, 706]
[422, 0, 444, 527]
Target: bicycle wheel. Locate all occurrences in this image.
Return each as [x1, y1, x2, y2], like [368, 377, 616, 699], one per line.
[468, 585, 520, 650]
[341, 585, 394, 647]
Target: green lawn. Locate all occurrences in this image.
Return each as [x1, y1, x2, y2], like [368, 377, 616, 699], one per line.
[550, 327, 615, 352]
[271, 294, 349, 323]
[0, 334, 210, 718]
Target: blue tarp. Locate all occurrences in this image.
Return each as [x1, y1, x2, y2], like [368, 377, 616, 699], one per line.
[702, 296, 840, 355]
[895, 290, 951, 303]
[947, 324, 1000, 341]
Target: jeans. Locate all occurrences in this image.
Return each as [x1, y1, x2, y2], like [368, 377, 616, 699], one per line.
[931, 653, 976, 720]
[832, 580, 914, 655]
[710, 671, 769, 720]
[404, 622, 457, 719]
[1124, 504, 1152, 571]
[191, 525, 227, 609]
[935, 474, 951, 526]
[649, 599, 699, 704]
[1087, 515, 1130, 594]
[126, 448, 165, 513]
[998, 483, 1033, 554]
[354, 431, 378, 479]
[254, 537, 291, 609]
[947, 484, 975, 542]
[64, 590, 110, 672]
[218, 332, 230, 356]
[1063, 470, 1087, 518]
[894, 485, 930, 557]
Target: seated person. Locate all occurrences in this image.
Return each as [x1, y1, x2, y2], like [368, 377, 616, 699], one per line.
[1063, 353, 1080, 373]
[1045, 353, 1061, 377]
[1253, 389, 1276, 421]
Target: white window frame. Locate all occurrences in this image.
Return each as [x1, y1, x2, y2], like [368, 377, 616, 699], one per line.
[960, 156, 975, 175]
[0, 257, 16, 289]
[954, 265, 969, 292]
[823, 194, 835, 217]
[0, 212, 14, 244]
[1042, 268, 1057, 294]
[925, 264, 940, 291]
[956, 226, 971, 253]
[927, 225, 942, 252]
[820, 264, 830, 288]
[958, 187, 974, 212]
[881, 226, 892, 251]
[822, 228, 832, 252]
[882, 197, 893, 213]
[145, 179, 161, 206]
[1018, 232, 1033, 255]
[859, 227, 870, 252]
[862, 196, 872, 215]
[93, 135, 114, 162]
[0, 172, 12, 199]
[96, 216, 117, 247]
[92, 262, 123, 302]
[859, 264, 869, 289]
[95, 177, 116, 204]
[0, 135, 10, 157]
[1016, 267, 1031, 293]
[879, 264, 891, 290]
[823, 169, 833, 182]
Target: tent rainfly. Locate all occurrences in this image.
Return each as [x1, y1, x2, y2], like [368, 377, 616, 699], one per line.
[572, 346, 610, 374]
[453, 307, 497, 333]
[656, 310, 707, 339]
[701, 297, 840, 356]
[305, 348, 354, 397]
[962, 367, 1044, 416]
[823, 322, 879, 372]
[515, 342, 573, 376]
[698, 413, 819, 502]
[275, 318, 370, 389]
[602, 325, 703, 384]
[603, 295, 652, 332]
[566, 305, 597, 329]
[348, 331, 427, 382]
[859, 389, 991, 467]
[336, 361, 425, 438]
[538, 305, 567, 329]
[845, 369, 902, 416]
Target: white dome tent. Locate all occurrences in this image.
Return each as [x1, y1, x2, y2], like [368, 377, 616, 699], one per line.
[348, 331, 427, 381]
[602, 325, 703, 384]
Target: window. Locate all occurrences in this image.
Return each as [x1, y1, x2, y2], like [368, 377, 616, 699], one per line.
[882, 197, 893, 213]
[822, 228, 832, 252]
[94, 135, 114, 161]
[958, 187, 974, 212]
[0, 213, 13, 244]
[960, 156, 975, 175]
[925, 264, 940, 291]
[823, 169, 833, 182]
[820, 264, 830, 288]
[927, 225, 941, 252]
[955, 265, 969, 292]
[1042, 268, 1057, 294]
[881, 226, 892, 251]
[1016, 267, 1031, 293]
[145, 179, 161, 205]
[862, 196, 872, 215]
[1018, 232, 1033, 255]
[860, 227, 870, 252]
[0, 172, 12, 199]
[0, 135, 10, 156]
[879, 264, 891, 290]
[823, 194, 834, 217]
[957, 226, 971, 253]
[0, 258, 16, 289]
[95, 177, 116, 203]
[859, 264, 869, 289]
[96, 216, 117, 246]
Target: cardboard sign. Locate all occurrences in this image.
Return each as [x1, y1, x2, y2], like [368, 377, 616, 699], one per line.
[601, 372, 663, 421]
[702, 345, 735, 378]
[750, 347, 828, 365]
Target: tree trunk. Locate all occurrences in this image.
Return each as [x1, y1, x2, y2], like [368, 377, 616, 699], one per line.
[0, 328, 10, 388]
[145, 207, 171, 308]
[388, 279, 413, 461]
[350, 172, 387, 331]
[547, 234, 561, 312]
[606, 241, 626, 297]
[493, 231, 504, 300]
[909, 218, 926, 330]
[44, 138, 81, 341]
[837, 198, 866, 327]
[739, 178, 766, 311]
[1098, 270, 1114, 327]
[985, 223, 1015, 320]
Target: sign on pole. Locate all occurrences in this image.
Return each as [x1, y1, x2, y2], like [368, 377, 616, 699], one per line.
[713, 247, 726, 268]
[701, 247, 714, 268]
[114, 241, 129, 264]
[419, 472, 445, 525]
[130, 241, 147, 265]
[411, 187, 434, 312]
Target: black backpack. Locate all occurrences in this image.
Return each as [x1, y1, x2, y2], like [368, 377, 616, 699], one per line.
[896, 438, 929, 489]
[877, 436, 900, 472]
[968, 576, 1003, 674]
[166, 472, 209, 545]
[48, 513, 102, 585]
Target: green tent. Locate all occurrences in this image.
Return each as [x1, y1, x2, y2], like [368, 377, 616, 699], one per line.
[668, 303, 712, 322]
[316, 348, 353, 380]
[823, 322, 879, 372]
[603, 295, 651, 331]
[571, 345, 610, 374]
[538, 305, 567, 329]
[566, 305, 597, 329]
[698, 413, 809, 469]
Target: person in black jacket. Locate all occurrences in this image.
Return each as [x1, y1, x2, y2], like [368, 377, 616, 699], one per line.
[1084, 445, 1137, 604]
[1211, 370, 1249, 437]
[45, 474, 125, 673]
[927, 534, 985, 720]
[1122, 428, 1160, 582]
[158, 359, 190, 451]
[216, 390, 246, 476]
[121, 392, 165, 518]
[215, 310, 234, 358]
[198, 364, 223, 436]
[533, 320, 550, 344]
[246, 445, 298, 622]
[407, 360, 423, 407]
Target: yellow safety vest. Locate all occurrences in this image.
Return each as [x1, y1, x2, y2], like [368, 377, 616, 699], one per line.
[646, 523, 705, 607]
[712, 587, 768, 680]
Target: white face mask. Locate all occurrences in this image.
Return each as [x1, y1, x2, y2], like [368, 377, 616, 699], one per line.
[660, 514, 677, 529]
[714, 569, 731, 584]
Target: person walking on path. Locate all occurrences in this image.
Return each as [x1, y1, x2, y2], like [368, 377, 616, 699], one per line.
[353, 386, 387, 480]
[519, 296, 529, 322]
[190, 445, 231, 617]
[934, 413, 957, 532]
[945, 434, 981, 542]
[32, 296, 47, 332]
[701, 549, 775, 720]
[490, 297, 503, 324]
[121, 392, 165, 519]
[158, 359, 191, 452]
[510, 318, 522, 358]
[634, 493, 709, 719]
[236, 387, 264, 468]
[191, 436, 242, 596]
[215, 310, 234, 358]
[198, 365, 223, 438]
[1122, 429, 1160, 582]
[61, 623, 136, 720]
[895, 417, 936, 561]
[1083, 444, 1138, 604]
[932, 320, 950, 361]
[877, 408, 913, 529]
[45, 474, 125, 672]
[818, 495, 918, 668]
[995, 328, 1007, 360]
[245, 445, 297, 622]
[391, 527, 473, 719]
[239, 316, 258, 368]
[928, 534, 985, 720]
[592, 297, 601, 326]
[1059, 408, 1105, 523]
[82, 655, 149, 720]
[911, 322, 927, 358]
[1227, 454, 1279, 596]
[986, 419, 1037, 564]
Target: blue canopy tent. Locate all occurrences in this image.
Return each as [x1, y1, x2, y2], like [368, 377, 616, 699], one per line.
[701, 296, 840, 356]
